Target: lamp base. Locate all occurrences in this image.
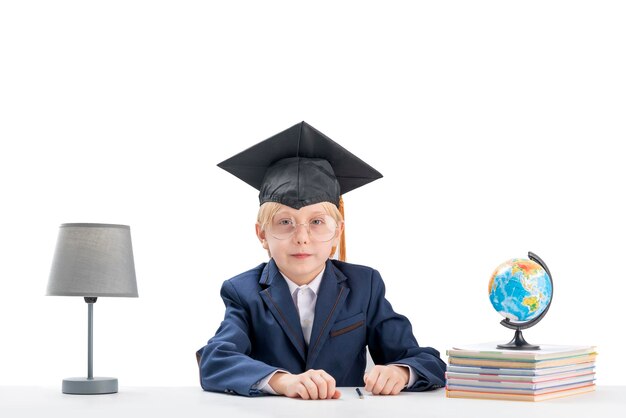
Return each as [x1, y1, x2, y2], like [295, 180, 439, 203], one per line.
[62, 377, 118, 394]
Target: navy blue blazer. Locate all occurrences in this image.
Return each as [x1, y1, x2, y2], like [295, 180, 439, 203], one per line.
[196, 259, 446, 396]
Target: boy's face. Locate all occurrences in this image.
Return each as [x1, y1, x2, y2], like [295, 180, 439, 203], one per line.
[256, 203, 343, 285]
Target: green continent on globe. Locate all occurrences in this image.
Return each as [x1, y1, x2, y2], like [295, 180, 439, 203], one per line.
[522, 296, 539, 312]
[489, 258, 552, 323]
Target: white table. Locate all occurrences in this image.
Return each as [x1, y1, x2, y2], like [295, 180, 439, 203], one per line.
[1, 386, 624, 418]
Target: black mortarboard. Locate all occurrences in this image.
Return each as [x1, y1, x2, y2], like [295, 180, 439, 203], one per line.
[218, 121, 383, 209]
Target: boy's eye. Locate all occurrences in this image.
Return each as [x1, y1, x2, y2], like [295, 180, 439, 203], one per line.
[310, 218, 325, 225]
[277, 218, 295, 226]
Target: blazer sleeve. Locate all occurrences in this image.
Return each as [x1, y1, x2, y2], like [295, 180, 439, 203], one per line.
[196, 280, 278, 396]
[365, 269, 447, 391]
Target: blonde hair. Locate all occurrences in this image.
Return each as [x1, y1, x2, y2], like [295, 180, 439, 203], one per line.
[257, 199, 346, 261]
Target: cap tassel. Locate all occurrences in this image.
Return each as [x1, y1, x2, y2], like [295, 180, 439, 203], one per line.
[330, 196, 347, 262]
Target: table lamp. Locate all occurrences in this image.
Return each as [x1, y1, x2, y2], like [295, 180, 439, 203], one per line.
[47, 223, 138, 394]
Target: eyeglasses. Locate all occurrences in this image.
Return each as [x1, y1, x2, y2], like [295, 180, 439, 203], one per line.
[268, 215, 338, 242]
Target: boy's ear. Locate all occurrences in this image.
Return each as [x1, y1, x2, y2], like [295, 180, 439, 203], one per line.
[255, 223, 269, 249]
[336, 221, 345, 239]
[332, 221, 345, 247]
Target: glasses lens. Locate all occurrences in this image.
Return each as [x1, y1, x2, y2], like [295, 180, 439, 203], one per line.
[269, 215, 337, 241]
[270, 217, 296, 240]
[308, 216, 337, 241]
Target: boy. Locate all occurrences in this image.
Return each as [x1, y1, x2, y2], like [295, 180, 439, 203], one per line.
[196, 122, 446, 399]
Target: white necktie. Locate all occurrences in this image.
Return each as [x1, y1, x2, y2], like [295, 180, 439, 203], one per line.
[296, 287, 315, 345]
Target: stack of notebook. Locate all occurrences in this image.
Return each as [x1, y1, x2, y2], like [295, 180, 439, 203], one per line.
[445, 343, 597, 401]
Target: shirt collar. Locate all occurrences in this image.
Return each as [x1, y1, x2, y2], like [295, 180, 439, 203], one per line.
[280, 266, 325, 297]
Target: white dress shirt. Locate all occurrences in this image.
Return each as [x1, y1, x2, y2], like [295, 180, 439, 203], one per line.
[282, 269, 324, 345]
[255, 267, 416, 394]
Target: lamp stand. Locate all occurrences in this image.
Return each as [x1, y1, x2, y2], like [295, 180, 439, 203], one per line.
[62, 297, 118, 394]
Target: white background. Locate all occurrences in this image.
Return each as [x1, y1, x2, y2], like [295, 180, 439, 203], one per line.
[1, 1, 624, 387]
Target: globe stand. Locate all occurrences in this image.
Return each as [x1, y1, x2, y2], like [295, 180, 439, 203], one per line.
[496, 251, 553, 351]
[497, 328, 539, 350]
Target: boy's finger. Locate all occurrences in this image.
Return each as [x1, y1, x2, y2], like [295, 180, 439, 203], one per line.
[364, 369, 380, 392]
[363, 374, 370, 391]
[373, 374, 389, 395]
[381, 377, 396, 395]
[302, 378, 319, 400]
[364, 375, 373, 392]
[311, 374, 328, 399]
[332, 389, 342, 399]
[321, 372, 336, 398]
[297, 383, 310, 400]
[391, 381, 404, 395]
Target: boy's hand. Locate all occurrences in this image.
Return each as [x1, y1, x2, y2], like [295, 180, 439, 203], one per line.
[363, 365, 409, 395]
[269, 369, 342, 400]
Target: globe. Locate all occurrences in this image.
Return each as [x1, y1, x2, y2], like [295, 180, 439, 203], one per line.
[489, 258, 553, 323]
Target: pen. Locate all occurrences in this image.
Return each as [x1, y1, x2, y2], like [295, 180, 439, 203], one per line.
[356, 387, 364, 399]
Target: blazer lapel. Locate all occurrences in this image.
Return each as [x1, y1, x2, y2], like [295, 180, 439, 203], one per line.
[306, 260, 350, 369]
[259, 259, 307, 362]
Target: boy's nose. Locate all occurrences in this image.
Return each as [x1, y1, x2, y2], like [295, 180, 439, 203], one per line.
[294, 223, 309, 244]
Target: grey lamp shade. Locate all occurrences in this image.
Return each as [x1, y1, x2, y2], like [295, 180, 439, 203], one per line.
[47, 223, 138, 297]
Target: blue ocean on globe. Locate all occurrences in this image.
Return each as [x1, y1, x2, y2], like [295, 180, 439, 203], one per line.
[489, 258, 552, 322]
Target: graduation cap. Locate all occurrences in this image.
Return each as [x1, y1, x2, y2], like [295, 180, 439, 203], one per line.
[217, 121, 383, 210]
